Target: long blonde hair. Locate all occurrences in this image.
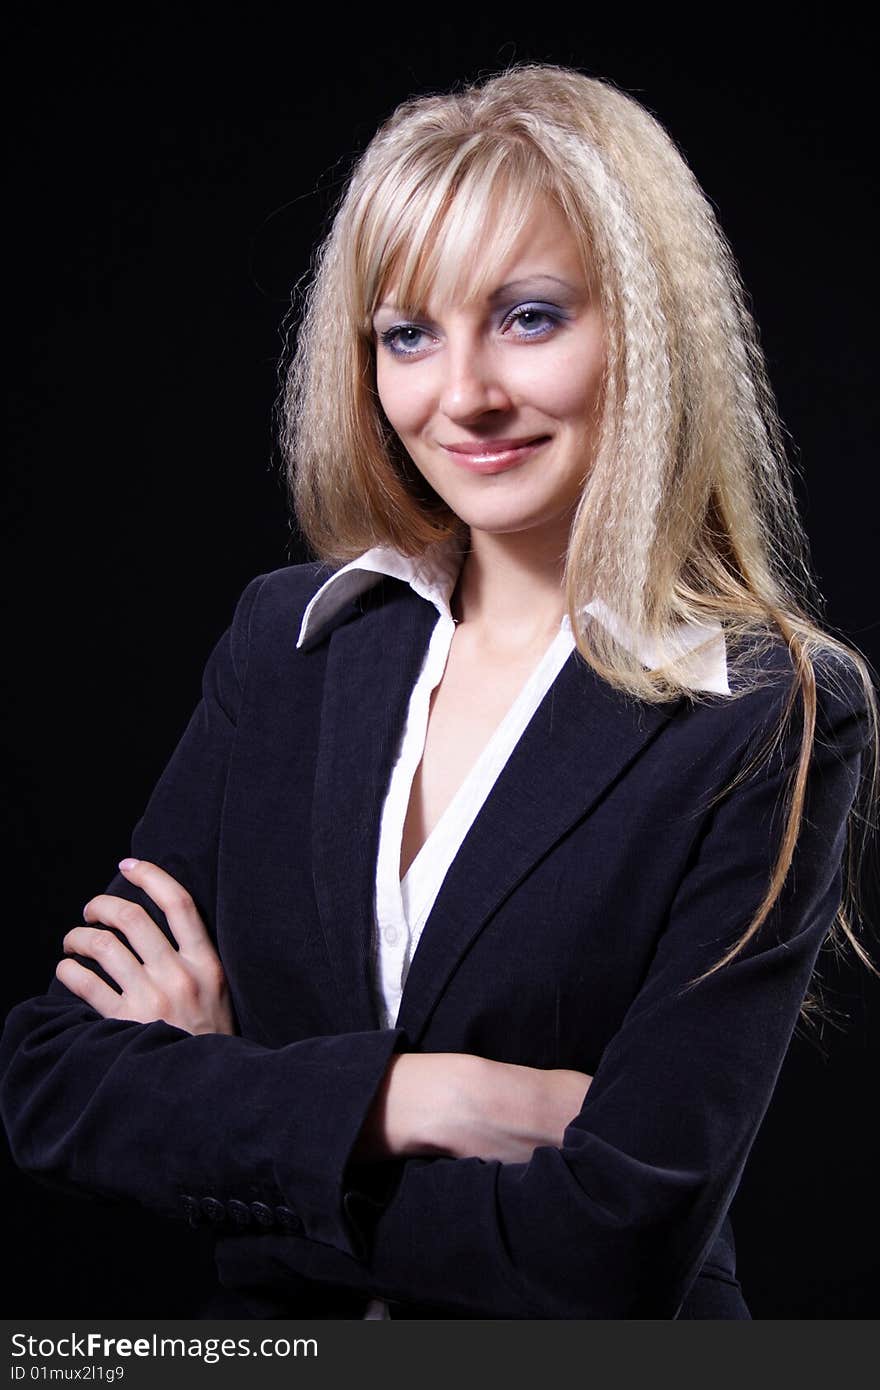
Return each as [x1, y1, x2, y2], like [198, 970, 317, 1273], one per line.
[279, 62, 879, 1036]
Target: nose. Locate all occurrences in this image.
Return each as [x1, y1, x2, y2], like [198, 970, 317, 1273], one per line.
[437, 334, 513, 422]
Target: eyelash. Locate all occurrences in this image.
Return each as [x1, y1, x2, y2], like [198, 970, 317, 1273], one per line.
[377, 305, 563, 359]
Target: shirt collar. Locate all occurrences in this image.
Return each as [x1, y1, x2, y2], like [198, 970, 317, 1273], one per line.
[296, 539, 730, 695]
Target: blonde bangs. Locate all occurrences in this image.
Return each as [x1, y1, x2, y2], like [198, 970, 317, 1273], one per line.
[363, 141, 557, 325]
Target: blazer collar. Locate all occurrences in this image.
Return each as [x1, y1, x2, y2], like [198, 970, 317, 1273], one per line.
[297, 538, 729, 695]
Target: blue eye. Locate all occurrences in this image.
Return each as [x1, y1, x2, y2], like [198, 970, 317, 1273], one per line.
[378, 324, 432, 358]
[503, 305, 562, 339]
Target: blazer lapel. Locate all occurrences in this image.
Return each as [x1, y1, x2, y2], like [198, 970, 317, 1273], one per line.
[310, 579, 437, 1033]
[396, 653, 684, 1045]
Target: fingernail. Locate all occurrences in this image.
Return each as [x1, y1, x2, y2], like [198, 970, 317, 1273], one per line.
[119, 858, 139, 871]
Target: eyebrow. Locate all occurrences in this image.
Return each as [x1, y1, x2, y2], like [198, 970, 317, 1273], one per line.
[374, 274, 582, 316]
[486, 275, 581, 302]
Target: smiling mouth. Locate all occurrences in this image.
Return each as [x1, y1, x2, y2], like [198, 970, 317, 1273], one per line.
[441, 436, 551, 473]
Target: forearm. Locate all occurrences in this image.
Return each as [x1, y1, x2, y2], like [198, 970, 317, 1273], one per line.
[0, 985, 409, 1259]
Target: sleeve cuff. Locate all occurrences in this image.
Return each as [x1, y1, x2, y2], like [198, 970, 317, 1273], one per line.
[283, 1025, 412, 1257]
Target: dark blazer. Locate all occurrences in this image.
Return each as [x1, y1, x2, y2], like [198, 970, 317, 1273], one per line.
[0, 562, 870, 1319]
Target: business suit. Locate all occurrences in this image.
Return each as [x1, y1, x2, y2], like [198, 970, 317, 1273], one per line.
[0, 560, 869, 1318]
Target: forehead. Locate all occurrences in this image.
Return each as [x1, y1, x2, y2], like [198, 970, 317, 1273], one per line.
[374, 192, 587, 316]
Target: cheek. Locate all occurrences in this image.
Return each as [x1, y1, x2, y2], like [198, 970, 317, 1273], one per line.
[511, 338, 605, 422]
[375, 362, 431, 436]
[560, 320, 605, 412]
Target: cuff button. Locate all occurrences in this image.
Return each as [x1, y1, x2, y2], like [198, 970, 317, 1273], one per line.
[276, 1206, 302, 1233]
[180, 1194, 200, 1228]
[249, 1201, 274, 1228]
[200, 1197, 226, 1223]
[227, 1199, 251, 1227]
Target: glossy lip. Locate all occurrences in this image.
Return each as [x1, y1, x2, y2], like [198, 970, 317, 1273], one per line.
[440, 435, 550, 475]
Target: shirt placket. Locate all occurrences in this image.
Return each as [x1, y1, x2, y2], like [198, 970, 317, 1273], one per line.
[373, 607, 457, 1030]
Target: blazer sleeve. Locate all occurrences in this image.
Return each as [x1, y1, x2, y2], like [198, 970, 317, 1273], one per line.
[0, 570, 409, 1260]
[222, 655, 872, 1318]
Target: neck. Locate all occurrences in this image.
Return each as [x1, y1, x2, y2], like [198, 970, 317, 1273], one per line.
[451, 521, 571, 650]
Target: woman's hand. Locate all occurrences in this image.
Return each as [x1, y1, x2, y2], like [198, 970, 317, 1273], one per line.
[56, 858, 237, 1036]
[442, 1055, 593, 1164]
[353, 1053, 593, 1165]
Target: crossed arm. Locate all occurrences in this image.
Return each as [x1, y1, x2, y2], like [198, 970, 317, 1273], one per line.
[2, 573, 870, 1317]
[57, 856, 593, 1168]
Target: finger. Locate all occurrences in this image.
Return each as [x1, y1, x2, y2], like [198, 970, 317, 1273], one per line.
[116, 858, 216, 959]
[81, 895, 174, 966]
[62, 925, 152, 994]
[55, 956, 127, 1018]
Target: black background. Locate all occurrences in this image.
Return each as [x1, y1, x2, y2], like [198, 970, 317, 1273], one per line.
[4, 8, 878, 1317]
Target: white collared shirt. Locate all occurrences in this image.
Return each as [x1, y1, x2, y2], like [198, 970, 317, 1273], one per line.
[296, 538, 729, 1319]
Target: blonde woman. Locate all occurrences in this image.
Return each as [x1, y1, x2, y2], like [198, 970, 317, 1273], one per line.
[1, 63, 876, 1320]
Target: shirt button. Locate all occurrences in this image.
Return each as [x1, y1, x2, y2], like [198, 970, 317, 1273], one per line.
[383, 926, 399, 945]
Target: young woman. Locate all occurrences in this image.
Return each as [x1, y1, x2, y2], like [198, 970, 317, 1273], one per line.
[1, 63, 877, 1321]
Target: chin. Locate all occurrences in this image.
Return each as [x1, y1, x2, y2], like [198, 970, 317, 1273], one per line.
[451, 511, 560, 537]
[446, 486, 570, 526]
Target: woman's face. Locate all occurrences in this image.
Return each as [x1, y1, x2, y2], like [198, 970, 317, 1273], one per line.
[372, 196, 605, 545]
